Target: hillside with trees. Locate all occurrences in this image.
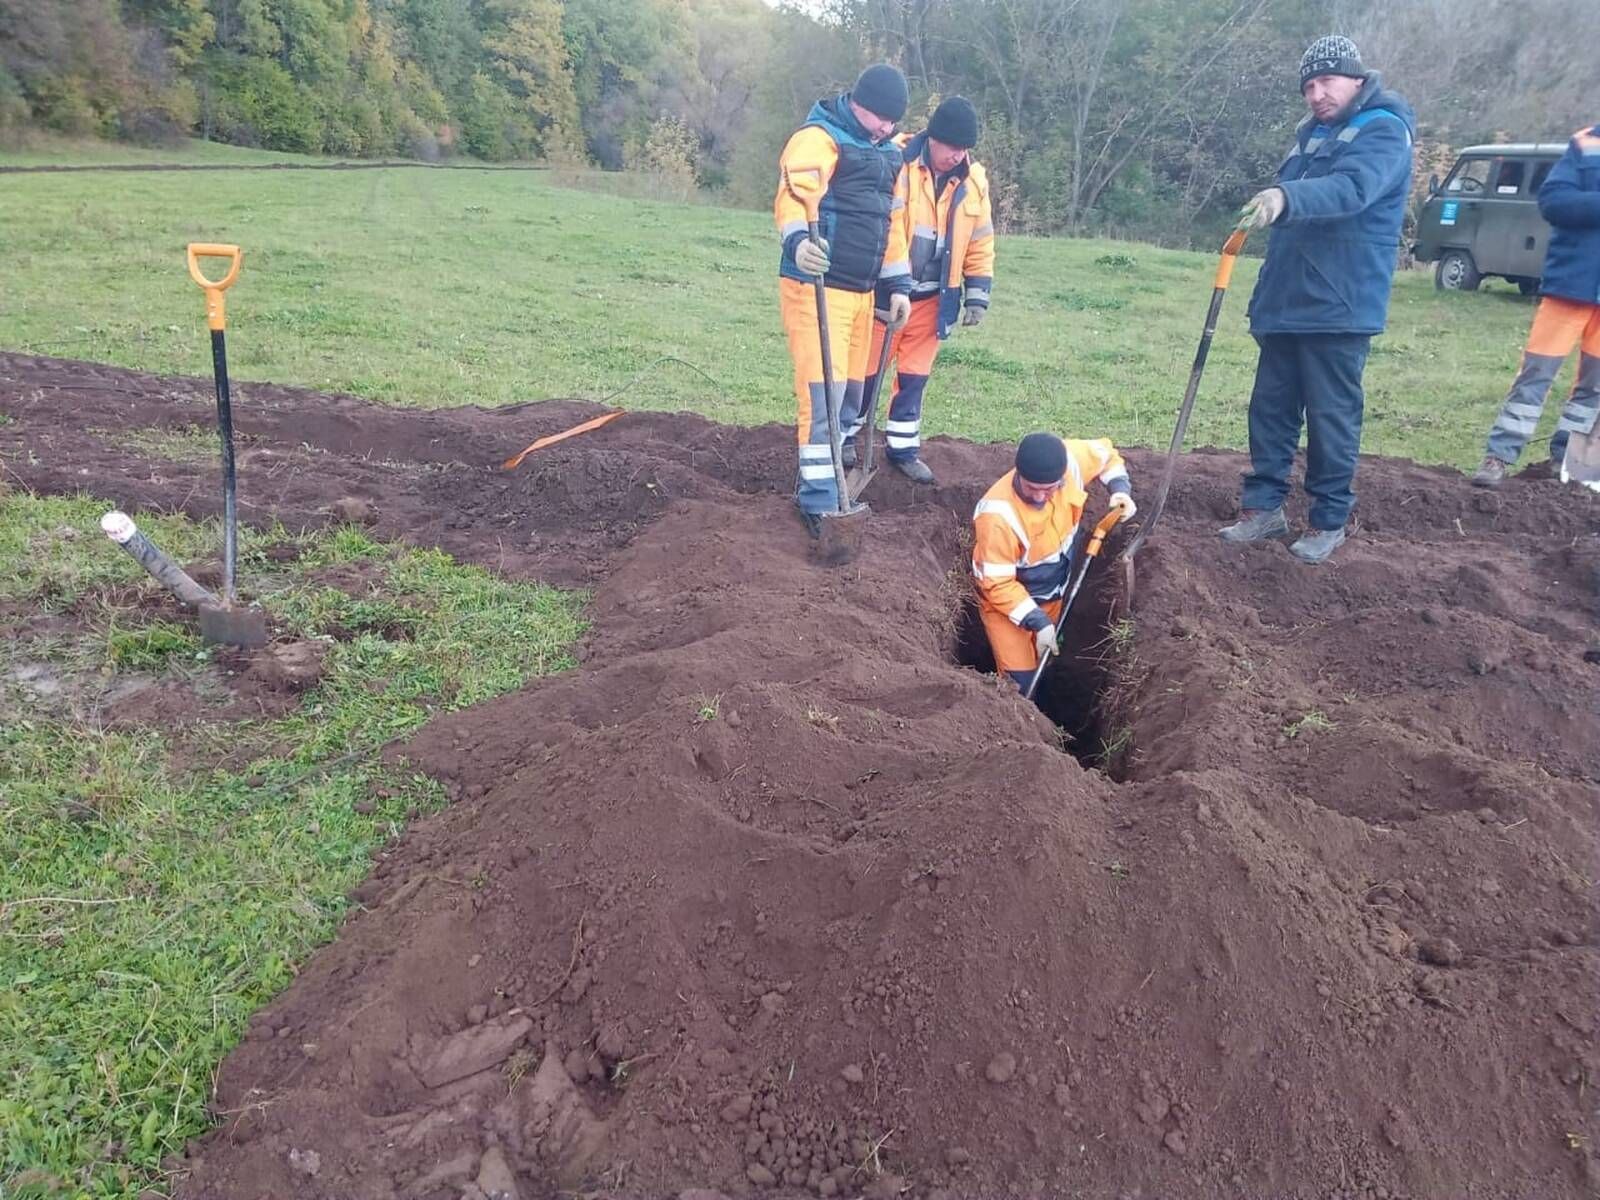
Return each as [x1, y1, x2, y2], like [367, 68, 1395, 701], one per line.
[2, 0, 1595, 242]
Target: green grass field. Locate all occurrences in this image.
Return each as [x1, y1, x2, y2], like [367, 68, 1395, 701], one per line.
[1, 498, 586, 1197]
[0, 144, 1573, 470]
[0, 138, 1575, 1199]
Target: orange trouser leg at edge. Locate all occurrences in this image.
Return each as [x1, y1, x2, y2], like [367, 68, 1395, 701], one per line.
[780, 278, 874, 514]
[1484, 296, 1600, 464]
[864, 296, 941, 462]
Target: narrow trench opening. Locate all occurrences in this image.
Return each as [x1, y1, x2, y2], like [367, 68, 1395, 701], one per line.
[952, 565, 1130, 776]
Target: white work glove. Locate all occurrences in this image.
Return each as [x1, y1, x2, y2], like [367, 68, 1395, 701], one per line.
[795, 236, 831, 276]
[885, 292, 911, 328]
[961, 304, 987, 328]
[1238, 187, 1286, 231]
[1108, 492, 1137, 521]
[1033, 623, 1059, 657]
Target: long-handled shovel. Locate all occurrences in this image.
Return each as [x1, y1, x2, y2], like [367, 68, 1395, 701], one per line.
[1115, 228, 1249, 600]
[845, 305, 907, 500]
[187, 242, 268, 647]
[783, 166, 869, 565]
[1024, 508, 1124, 702]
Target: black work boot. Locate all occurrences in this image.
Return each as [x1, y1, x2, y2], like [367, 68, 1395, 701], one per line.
[840, 440, 858, 469]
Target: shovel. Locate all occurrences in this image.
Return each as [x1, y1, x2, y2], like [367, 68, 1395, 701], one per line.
[1115, 228, 1249, 602]
[1560, 423, 1600, 493]
[1024, 509, 1124, 702]
[784, 165, 869, 565]
[187, 242, 268, 648]
[845, 304, 907, 500]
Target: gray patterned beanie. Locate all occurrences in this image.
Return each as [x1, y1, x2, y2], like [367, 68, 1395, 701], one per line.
[1300, 35, 1365, 88]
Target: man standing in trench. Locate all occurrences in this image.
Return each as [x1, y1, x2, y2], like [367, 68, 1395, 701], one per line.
[860, 95, 996, 485]
[972, 432, 1135, 697]
[775, 64, 914, 536]
[1470, 123, 1600, 488]
[1223, 36, 1415, 564]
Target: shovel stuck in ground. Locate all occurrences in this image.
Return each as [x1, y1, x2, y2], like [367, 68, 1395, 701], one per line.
[1114, 228, 1249, 610]
[843, 304, 908, 501]
[783, 164, 869, 565]
[1561, 423, 1600, 493]
[187, 243, 268, 648]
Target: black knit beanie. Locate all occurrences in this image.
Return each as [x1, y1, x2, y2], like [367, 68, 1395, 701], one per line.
[927, 97, 980, 149]
[1015, 433, 1068, 485]
[851, 63, 909, 123]
[1300, 35, 1365, 89]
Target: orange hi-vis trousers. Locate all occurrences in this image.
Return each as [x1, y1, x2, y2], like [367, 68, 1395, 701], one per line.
[780, 277, 874, 514]
[1485, 296, 1600, 464]
[982, 596, 1064, 683]
[863, 294, 941, 463]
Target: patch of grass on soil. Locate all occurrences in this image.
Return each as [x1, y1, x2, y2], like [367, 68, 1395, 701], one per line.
[0, 491, 586, 1198]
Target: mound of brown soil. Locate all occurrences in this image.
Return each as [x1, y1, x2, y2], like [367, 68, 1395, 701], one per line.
[2, 353, 1596, 1199]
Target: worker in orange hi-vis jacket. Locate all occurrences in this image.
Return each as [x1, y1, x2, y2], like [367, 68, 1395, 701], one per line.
[864, 95, 995, 485]
[972, 433, 1136, 694]
[775, 63, 914, 537]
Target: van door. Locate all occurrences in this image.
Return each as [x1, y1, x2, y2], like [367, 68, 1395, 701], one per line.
[1471, 156, 1528, 277]
[1479, 158, 1551, 279]
[1437, 155, 1492, 257]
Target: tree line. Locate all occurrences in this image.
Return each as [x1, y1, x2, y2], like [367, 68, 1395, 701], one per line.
[2, 0, 1595, 243]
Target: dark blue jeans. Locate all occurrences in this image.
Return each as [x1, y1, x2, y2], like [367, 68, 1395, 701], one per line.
[1241, 333, 1371, 531]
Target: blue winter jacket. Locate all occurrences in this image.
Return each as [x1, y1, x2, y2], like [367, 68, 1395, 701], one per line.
[1247, 75, 1416, 336]
[1537, 126, 1600, 305]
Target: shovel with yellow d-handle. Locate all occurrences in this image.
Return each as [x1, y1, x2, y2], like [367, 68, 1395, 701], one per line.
[187, 242, 268, 647]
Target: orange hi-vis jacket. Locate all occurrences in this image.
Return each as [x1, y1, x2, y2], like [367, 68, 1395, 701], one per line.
[971, 439, 1130, 630]
[893, 130, 995, 338]
[774, 95, 913, 296]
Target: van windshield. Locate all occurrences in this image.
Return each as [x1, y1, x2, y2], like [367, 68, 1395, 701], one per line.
[1446, 158, 1492, 194]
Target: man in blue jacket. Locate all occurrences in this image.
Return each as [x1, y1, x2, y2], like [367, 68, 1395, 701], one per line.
[1471, 125, 1600, 487]
[1222, 36, 1415, 564]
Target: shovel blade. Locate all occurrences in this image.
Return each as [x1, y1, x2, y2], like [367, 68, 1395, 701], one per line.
[843, 464, 878, 503]
[199, 601, 270, 649]
[811, 503, 870, 566]
[1561, 424, 1600, 493]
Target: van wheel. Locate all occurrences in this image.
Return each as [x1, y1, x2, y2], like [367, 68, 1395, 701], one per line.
[1435, 251, 1481, 292]
[1517, 278, 1539, 296]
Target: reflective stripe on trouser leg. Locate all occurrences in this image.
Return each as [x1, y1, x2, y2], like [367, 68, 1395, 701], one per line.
[781, 277, 860, 514]
[1488, 296, 1594, 463]
[885, 298, 941, 461]
[1485, 353, 1563, 464]
[886, 373, 929, 460]
[1552, 352, 1600, 460]
[980, 597, 1064, 678]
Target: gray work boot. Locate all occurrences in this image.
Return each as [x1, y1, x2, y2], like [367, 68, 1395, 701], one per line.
[892, 457, 935, 484]
[1471, 455, 1507, 488]
[840, 440, 858, 469]
[1219, 507, 1289, 543]
[1289, 526, 1347, 564]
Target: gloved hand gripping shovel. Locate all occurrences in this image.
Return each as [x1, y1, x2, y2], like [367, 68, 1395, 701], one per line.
[784, 166, 869, 565]
[1115, 229, 1249, 602]
[189, 243, 268, 647]
[1024, 509, 1124, 702]
[845, 303, 907, 500]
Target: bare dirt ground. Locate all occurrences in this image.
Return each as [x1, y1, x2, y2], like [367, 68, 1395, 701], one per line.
[3, 351, 1597, 1200]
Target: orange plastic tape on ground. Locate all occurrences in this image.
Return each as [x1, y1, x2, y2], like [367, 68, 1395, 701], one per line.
[502, 410, 624, 471]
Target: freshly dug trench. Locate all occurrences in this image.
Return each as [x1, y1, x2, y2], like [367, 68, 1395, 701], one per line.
[1, 355, 1596, 1200]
